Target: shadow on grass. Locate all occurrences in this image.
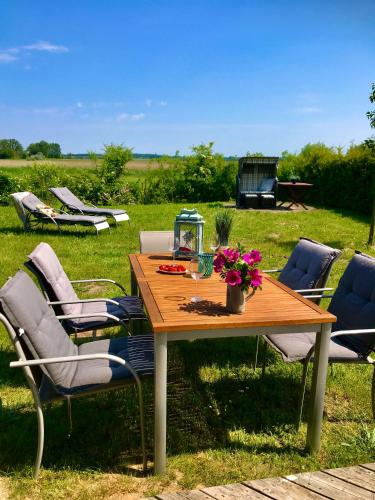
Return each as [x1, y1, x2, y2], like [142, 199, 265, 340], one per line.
[0, 349, 26, 388]
[0, 385, 154, 473]
[0, 337, 313, 474]
[0, 226, 103, 238]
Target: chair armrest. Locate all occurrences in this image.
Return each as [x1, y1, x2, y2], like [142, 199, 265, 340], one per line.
[302, 294, 334, 300]
[10, 353, 141, 385]
[330, 328, 375, 339]
[56, 312, 128, 326]
[295, 288, 334, 293]
[305, 328, 375, 362]
[48, 298, 121, 307]
[263, 268, 284, 274]
[70, 279, 127, 294]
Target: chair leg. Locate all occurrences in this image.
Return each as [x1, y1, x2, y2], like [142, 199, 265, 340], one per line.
[66, 397, 73, 437]
[261, 341, 268, 377]
[92, 329, 97, 339]
[372, 365, 375, 420]
[29, 383, 44, 479]
[296, 359, 309, 431]
[254, 336, 260, 370]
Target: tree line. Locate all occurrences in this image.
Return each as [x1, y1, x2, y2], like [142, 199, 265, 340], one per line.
[0, 138, 62, 159]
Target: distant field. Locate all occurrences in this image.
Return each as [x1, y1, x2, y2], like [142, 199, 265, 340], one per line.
[0, 158, 158, 170]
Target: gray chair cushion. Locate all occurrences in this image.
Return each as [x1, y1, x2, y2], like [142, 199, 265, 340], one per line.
[265, 332, 363, 363]
[259, 178, 275, 192]
[0, 271, 154, 399]
[28, 242, 146, 332]
[0, 271, 78, 390]
[70, 335, 154, 393]
[67, 295, 146, 331]
[328, 252, 375, 357]
[28, 242, 81, 316]
[278, 238, 340, 291]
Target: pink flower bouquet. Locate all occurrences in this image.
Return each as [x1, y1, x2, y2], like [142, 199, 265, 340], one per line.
[213, 243, 263, 293]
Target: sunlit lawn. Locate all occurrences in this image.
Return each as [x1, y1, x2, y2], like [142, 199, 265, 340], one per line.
[0, 202, 374, 498]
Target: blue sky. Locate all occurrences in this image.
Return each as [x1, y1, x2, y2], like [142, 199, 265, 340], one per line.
[0, 0, 374, 155]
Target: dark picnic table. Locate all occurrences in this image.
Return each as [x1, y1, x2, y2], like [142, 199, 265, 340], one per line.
[278, 182, 313, 210]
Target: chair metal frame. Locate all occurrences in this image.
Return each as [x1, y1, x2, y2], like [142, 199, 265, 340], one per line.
[11, 192, 109, 235]
[1, 311, 148, 478]
[49, 187, 130, 226]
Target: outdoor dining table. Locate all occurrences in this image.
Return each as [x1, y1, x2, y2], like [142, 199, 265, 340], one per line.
[278, 181, 313, 210]
[129, 253, 336, 474]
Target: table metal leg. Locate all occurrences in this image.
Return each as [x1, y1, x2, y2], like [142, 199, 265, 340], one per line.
[130, 269, 138, 296]
[154, 333, 168, 474]
[306, 322, 331, 453]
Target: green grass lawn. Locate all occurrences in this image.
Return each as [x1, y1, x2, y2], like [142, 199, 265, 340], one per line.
[0, 203, 375, 498]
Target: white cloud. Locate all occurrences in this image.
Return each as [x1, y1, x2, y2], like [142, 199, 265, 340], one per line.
[0, 53, 17, 63]
[131, 113, 145, 121]
[117, 113, 129, 122]
[23, 41, 69, 53]
[145, 99, 152, 107]
[295, 106, 322, 113]
[159, 100, 168, 107]
[33, 107, 59, 114]
[76, 101, 83, 108]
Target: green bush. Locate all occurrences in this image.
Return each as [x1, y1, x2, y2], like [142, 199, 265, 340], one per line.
[0, 171, 20, 205]
[130, 143, 237, 205]
[278, 142, 375, 214]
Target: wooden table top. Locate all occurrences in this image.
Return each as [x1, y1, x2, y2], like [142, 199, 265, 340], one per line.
[129, 254, 336, 334]
[278, 182, 313, 187]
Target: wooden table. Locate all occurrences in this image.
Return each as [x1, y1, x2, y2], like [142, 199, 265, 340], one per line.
[129, 254, 336, 474]
[278, 182, 313, 210]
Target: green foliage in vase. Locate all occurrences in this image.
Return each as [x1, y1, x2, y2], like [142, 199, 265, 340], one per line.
[215, 209, 234, 246]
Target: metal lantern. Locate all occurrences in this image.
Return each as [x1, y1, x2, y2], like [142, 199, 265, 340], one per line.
[174, 208, 205, 259]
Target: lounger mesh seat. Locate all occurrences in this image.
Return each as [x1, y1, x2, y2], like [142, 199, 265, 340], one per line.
[26, 242, 146, 334]
[0, 270, 153, 476]
[11, 192, 109, 234]
[50, 187, 129, 224]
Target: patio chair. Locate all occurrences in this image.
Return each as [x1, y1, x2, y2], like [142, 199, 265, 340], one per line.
[11, 192, 109, 234]
[236, 156, 279, 209]
[50, 187, 130, 225]
[0, 270, 154, 477]
[263, 251, 375, 429]
[255, 237, 342, 367]
[25, 242, 146, 336]
[139, 230, 174, 253]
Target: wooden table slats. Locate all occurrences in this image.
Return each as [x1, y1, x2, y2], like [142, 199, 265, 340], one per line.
[132, 254, 336, 333]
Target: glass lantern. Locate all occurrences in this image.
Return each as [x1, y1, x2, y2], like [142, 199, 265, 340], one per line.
[174, 208, 205, 259]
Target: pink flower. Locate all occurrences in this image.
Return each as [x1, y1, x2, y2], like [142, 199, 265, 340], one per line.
[248, 268, 263, 288]
[213, 253, 226, 273]
[250, 249, 262, 263]
[242, 253, 255, 265]
[223, 248, 240, 263]
[225, 269, 242, 286]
